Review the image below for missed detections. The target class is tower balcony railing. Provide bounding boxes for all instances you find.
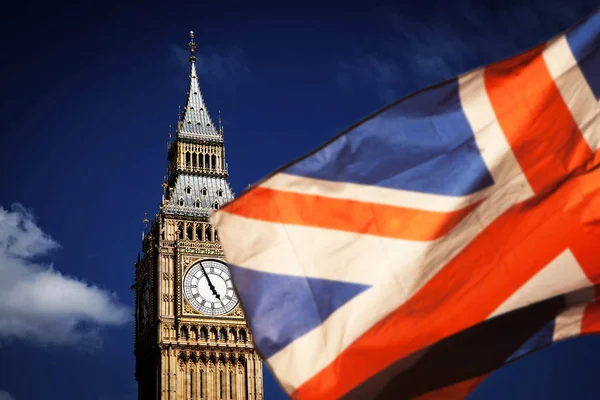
[176,162,228,175]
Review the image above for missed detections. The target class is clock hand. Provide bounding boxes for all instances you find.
[199,264,221,300]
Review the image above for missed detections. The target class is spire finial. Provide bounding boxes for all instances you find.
[218,110,223,135]
[188,30,197,63]
[142,212,149,231]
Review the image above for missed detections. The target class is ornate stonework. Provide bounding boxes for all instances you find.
[133,31,263,400]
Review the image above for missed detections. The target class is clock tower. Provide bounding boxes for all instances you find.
[133,31,264,400]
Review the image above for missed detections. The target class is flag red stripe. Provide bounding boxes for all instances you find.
[582,302,600,334]
[226,186,480,241]
[484,45,593,196]
[413,374,489,400]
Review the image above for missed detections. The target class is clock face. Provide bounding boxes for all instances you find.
[138,275,150,332]
[183,259,238,316]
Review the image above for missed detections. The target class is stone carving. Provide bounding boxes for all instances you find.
[163,294,175,302]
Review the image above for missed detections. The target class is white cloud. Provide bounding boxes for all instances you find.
[0,203,130,348]
[0,389,15,400]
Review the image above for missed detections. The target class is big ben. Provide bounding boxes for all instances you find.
[133,31,264,400]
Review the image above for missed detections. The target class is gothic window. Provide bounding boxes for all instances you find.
[213,202,219,210]
[201,187,207,196]
[196,225,202,239]
[180,326,189,340]
[195,199,201,208]
[186,185,192,194]
[205,228,212,241]
[211,155,217,170]
[186,152,191,167]
[177,222,184,239]
[186,225,193,240]
[217,188,223,197]
[229,328,237,342]
[210,327,218,340]
[239,329,247,342]
[219,328,227,341]
[190,326,198,340]
[214,230,219,241]
[178,198,184,206]
[192,153,197,168]
[199,327,208,339]
[205,154,210,169]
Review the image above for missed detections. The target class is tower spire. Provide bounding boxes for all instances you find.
[176,30,221,140]
[188,31,197,63]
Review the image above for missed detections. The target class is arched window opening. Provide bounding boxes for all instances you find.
[195,199,201,208]
[178,223,184,239]
[214,230,219,241]
[204,154,210,169]
[192,153,197,168]
[219,328,227,341]
[213,201,219,210]
[205,228,212,241]
[196,225,202,239]
[217,188,223,197]
[211,155,217,170]
[190,326,198,340]
[210,327,217,340]
[229,328,236,342]
[178,198,184,206]
[180,326,188,340]
[186,225,193,240]
[199,327,208,339]
[201,187,207,196]
[185,152,191,167]
[239,329,247,342]
[186,185,192,194]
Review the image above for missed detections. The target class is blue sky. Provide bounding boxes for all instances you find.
[1,1,599,399]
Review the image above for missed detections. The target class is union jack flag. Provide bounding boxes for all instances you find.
[212,10,600,399]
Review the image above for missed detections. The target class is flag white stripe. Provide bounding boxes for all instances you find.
[489,249,593,319]
[553,304,586,342]
[543,35,600,151]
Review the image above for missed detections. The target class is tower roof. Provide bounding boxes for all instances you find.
[178,31,222,142]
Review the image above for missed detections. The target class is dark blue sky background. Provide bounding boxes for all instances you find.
[1,1,599,399]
